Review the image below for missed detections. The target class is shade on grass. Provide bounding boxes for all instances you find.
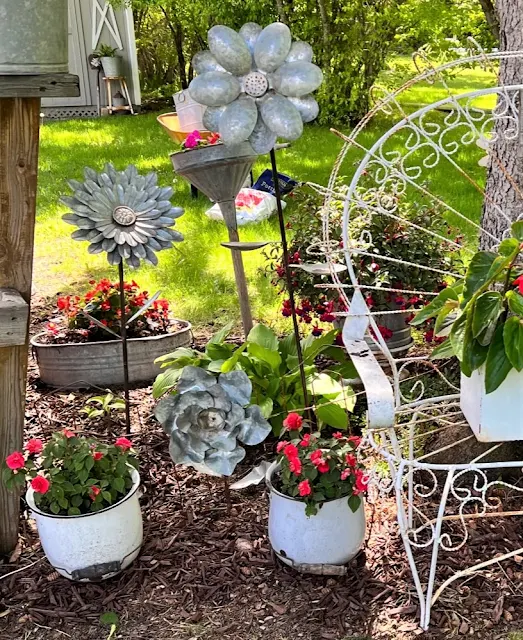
[36,60,494,329]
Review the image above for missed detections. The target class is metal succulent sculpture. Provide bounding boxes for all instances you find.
[61,164,184,268]
[189,22,323,154]
[155,367,271,476]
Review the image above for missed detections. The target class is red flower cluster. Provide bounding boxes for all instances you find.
[55,279,170,342]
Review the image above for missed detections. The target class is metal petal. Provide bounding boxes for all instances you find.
[126,253,140,269]
[204,446,246,477]
[218,371,252,406]
[248,113,277,154]
[285,41,313,63]
[288,94,320,123]
[118,244,131,259]
[271,61,323,97]
[132,243,146,259]
[178,367,217,394]
[208,25,251,76]
[240,22,262,55]
[102,238,116,252]
[202,105,227,132]
[254,22,292,73]
[236,405,271,445]
[87,242,104,254]
[144,245,159,266]
[189,72,241,107]
[192,50,225,74]
[219,96,258,146]
[259,93,303,141]
[107,249,121,265]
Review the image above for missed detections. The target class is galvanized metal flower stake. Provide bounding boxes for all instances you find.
[62,163,184,433]
[187,22,324,413]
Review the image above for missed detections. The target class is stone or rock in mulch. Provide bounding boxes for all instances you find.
[1,322,523,639]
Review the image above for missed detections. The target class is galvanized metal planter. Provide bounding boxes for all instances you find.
[101,56,123,78]
[0,0,69,74]
[31,320,191,388]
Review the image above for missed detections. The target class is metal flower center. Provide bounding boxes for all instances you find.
[112,205,137,226]
[244,71,268,98]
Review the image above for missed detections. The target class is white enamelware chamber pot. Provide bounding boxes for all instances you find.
[266,462,365,572]
[461,368,523,442]
[173,90,206,132]
[26,467,143,581]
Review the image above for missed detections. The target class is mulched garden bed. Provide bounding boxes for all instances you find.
[1,299,522,640]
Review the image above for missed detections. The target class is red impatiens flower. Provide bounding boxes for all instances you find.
[276,441,286,453]
[311,324,323,337]
[100,301,111,312]
[317,460,330,473]
[115,437,132,451]
[25,438,43,455]
[208,132,221,145]
[332,432,343,440]
[283,413,303,431]
[6,451,25,470]
[353,469,369,495]
[31,475,50,494]
[310,449,323,463]
[345,453,357,467]
[63,429,75,438]
[283,443,299,460]
[340,468,352,481]
[299,433,311,447]
[92,451,104,461]
[348,436,362,448]
[298,479,312,497]
[370,262,380,272]
[514,275,523,294]
[289,456,302,475]
[89,486,101,501]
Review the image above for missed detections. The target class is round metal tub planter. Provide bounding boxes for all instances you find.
[266,462,366,574]
[0,0,69,74]
[26,467,143,582]
[31,320,192,388]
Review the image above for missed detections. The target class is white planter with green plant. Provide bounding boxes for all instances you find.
[412,221,523,442]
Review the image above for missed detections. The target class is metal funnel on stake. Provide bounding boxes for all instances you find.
[170,142,257,335]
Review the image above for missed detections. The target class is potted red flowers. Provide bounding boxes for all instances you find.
[266,413,368,571]
[3,430,143,581]
[31,279,191,387]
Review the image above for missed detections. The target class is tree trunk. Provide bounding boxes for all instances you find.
[274,0,287,24]
[480,0,523,248]
[160,5,188,90]
[478,0,500,41]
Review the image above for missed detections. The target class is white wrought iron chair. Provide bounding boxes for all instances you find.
[310,48,523,630]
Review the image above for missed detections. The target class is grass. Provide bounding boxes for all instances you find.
[36,58,497,329]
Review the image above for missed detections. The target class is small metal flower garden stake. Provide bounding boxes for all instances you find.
[62,163,184,433]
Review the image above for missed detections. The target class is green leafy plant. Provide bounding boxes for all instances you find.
[80,392,126,419]
[412,221,523,393]
[100,612,119,640]
[93,44,118,58]
[275,412,368,516]
[153,323,357,433]
[3,431,138,516]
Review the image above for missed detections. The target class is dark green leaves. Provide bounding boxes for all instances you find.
[472,292,502,343]
[485,324,513,393]
[503,316,523,371]
[512,220,523,241]
[449,312,467,362]
[507,290,523,316]
[463,251,497,304]
[430,338,455,360]
[247,324,279,352]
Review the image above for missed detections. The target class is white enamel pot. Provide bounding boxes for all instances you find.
[26,467,143,581]
[266,462,365,573]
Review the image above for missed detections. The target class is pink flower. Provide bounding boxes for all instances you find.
[283,444,299,460]
[514,275,523,295]
[184,130,202,149]
[348,436,362,448]
[332,432,343,440]
[299,433,311,447]
[25,439,43,455]
[289,456,302,476]
[298,479,312,497]
[341,468,352,481]
[345,453,357,467]
[89,486,101,501]
[283,413,303,431]
[6,452,25,470]
[115,437,132,451]
[370,262,380,272]
[317,461,330,473]
[63,429,75,439]
[276,441,286,453]
[353,469,369,495]
[31,475,50,494]
[93,451,104,461]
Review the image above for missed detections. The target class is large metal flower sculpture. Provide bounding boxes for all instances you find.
[61,164,184,268]
[155,367,271,476]
[189,22,323,154]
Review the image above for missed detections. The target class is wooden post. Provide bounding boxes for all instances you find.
[0,74,79,554]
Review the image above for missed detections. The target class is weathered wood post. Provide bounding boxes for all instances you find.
[0,74,80,553]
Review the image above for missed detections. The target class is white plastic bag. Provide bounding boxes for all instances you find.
[205,188,285,225]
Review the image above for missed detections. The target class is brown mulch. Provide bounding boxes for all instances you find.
[1,300,523,640]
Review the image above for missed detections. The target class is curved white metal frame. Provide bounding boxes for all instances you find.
[314,49,523,630]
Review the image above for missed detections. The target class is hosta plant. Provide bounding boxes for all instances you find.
[412,221,523,393]
[3,430,138,516]
[275,413,368,516]
[153,323,357,433]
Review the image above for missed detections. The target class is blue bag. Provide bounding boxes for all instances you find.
[252,169,298,197]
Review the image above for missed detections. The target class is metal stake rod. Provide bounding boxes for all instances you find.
[118,261,132,434]
[269,148,309,410]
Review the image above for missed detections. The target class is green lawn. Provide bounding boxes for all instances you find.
[35,59,496,329]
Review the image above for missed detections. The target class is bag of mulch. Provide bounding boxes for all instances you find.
[205,188,286,226]
[252,169,298,196]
